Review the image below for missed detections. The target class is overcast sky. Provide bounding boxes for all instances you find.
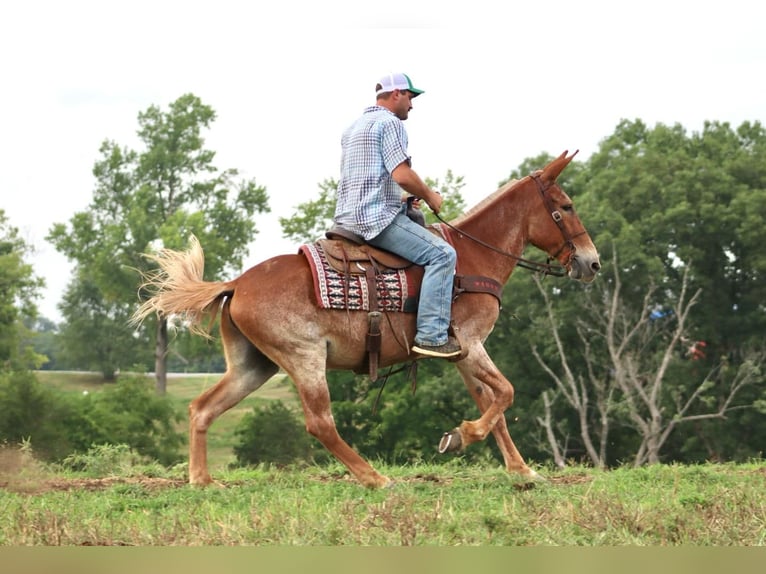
[1,1,762,322]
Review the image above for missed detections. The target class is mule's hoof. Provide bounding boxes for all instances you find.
[526,469,547,483]
[438,428,462,453]
[189,475,214,487]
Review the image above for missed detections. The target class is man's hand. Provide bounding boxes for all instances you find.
[393,162,442,213]
[426,191,442,214]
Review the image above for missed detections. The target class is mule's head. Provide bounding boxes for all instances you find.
[527,150,601,282]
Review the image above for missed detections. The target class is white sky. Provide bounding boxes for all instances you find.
[1,0,763,322]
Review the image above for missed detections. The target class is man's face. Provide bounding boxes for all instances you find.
[393,90,415,120]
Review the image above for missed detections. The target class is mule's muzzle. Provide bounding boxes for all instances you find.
[569,254,601,283]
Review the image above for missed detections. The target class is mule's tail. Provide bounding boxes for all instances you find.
[130,236,234,336]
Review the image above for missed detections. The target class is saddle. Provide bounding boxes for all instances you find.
[320,224,503,381]
[321,228,413,275]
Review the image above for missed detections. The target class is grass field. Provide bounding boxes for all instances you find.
[1,450,764,545]
[4,372,764,546]
[34,370,296,471]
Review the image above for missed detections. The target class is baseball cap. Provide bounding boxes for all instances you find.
[375,73,424,97]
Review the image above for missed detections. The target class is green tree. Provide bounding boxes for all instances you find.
[22,316,59,370]
[585,119,766,352]
[0,371,184,464]
[56,272,151,380]
[504,120,766,466]
[279,178,338,244]
[164,326,225,373]
[48,94,270,393]
[0,210,45,370]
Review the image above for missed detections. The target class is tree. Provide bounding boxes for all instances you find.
[582,120,766,462]
[533,250,762,466]
[0,210,44,370]
[0,371,184,463]
[471,124,766,468]
[586,119,766,357]
[0,369,73,459]
[530,272,615,469]
[22,315,59,370]
[279,178,338,244]
[71,375,185,465]
[48,94,270,393]
[56,271,151,380]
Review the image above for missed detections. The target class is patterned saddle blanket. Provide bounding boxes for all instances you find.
[299,243,421,312]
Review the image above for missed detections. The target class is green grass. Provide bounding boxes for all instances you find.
[35,370,296,471]
[1,457,764,545]
[14,373,766,546]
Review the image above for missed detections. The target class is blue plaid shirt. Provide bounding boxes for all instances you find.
[334,106,411,239]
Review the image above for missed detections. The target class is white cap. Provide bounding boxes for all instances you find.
[375,73,424,97]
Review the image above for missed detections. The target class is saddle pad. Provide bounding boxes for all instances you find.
[300,243,416,312]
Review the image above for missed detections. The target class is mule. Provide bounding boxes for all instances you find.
[132,150,601,488]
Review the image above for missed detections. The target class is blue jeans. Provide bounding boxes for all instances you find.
[367,206,457,346]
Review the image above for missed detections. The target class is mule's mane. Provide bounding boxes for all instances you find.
[450,176,524,226]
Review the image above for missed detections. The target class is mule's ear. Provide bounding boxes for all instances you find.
[543,150,579,181]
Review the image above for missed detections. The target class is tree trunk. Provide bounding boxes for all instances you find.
[155,317,168,395]
[537,390,567,469]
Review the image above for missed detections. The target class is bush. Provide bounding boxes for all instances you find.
[64,374,185,465]
[233,401,325,468]
[0,371,185,465]
[0,370,75,460]
[59,443,150,476]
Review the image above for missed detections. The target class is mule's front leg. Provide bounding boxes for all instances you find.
[438,389,512,453]
[453,362,541,480]
[440,346,540,479]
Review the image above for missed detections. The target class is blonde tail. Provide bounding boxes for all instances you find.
[130,236,234,336]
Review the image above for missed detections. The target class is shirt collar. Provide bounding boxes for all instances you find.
[363,105,395,116]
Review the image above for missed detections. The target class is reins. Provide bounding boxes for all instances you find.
[373,173,587,406]
[432,174,580,277]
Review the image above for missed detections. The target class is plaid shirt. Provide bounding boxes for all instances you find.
[334,106,411,239]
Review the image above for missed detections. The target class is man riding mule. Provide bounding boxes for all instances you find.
[333,73,461,359]
[131,89,601,488]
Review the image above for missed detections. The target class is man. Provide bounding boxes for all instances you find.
[333,73,461,359]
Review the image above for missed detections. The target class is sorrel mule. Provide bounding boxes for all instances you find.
[133,150,600,488]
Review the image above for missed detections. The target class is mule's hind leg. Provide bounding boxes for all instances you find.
[188,301,279,485]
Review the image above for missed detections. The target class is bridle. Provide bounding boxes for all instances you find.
[433,173,586,277]
[530,172,588,266]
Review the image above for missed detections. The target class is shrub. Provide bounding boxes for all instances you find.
[65,374,185,465]
[233,401,325,467]
[59,443,150,476]
[0,371,185,465]
[0,370,75,460]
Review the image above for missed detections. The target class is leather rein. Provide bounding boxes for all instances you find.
[433,174,586,277]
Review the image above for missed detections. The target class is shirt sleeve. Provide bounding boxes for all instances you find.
[378,118,411,174]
